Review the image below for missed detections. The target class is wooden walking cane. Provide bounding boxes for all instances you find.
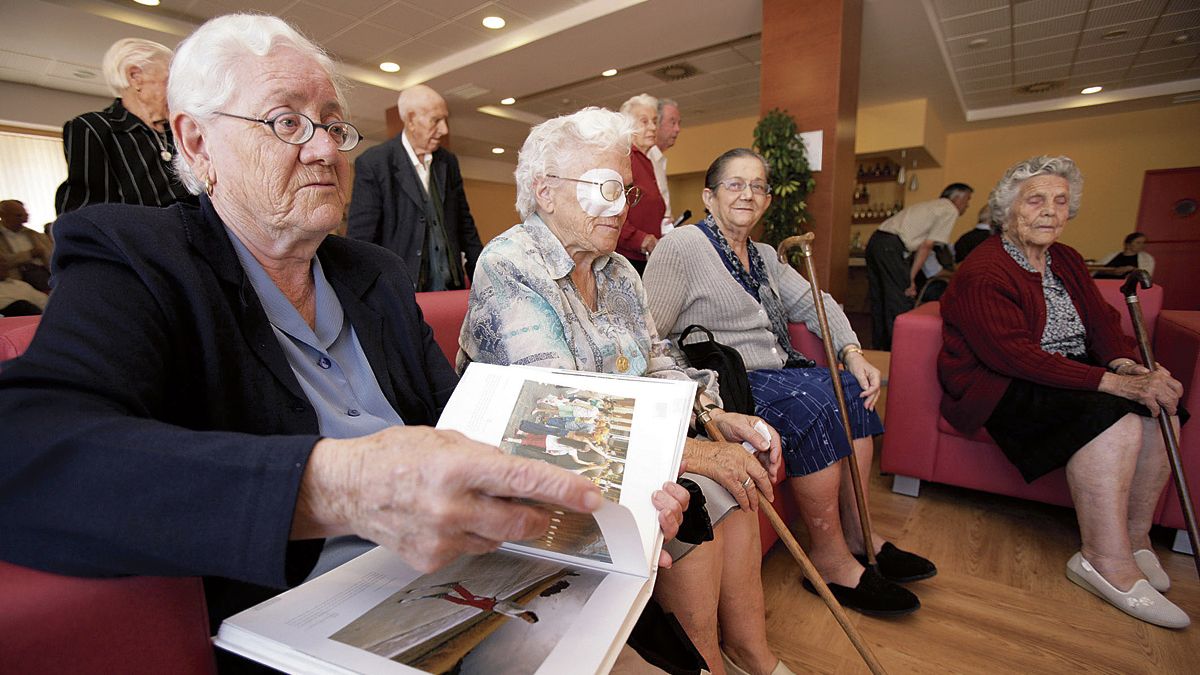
[693,397,888,675]
[1121,271,1200,577]
[777,233,878,569]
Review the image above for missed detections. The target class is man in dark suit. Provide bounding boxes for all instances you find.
[348,85,483,291]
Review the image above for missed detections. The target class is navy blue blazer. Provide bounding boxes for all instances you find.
[0,197,458,624]
[346,136,483,289]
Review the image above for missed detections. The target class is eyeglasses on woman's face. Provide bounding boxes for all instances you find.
[215,111,362,151]
[715,178,772,196]
[547,174,643,208]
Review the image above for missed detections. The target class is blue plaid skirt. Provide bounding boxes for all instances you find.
[747,367,884,477]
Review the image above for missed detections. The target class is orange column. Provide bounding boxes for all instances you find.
[760,0,862,299]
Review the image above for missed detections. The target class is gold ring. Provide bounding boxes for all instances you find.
[742,476,753,488]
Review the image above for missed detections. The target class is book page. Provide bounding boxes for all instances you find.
[439,363,693,573]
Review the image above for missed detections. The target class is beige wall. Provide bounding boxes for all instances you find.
[463,178,519,244]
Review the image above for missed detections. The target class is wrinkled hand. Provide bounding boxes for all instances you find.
[682,436,773,511]
[844,351,882,411]
[904,282,917,298]
[710,409,783,481]
[293,426,603,573]
[1101,369,1183,417]
[653,481,690,568]
[642,234,658,254]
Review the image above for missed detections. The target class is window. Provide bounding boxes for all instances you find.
[0,129,66,233]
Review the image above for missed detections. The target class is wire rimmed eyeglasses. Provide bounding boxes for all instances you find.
[547,174,643,208]
[216,111,362,151]
[715,179,772,196]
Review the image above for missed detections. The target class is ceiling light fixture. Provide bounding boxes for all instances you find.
[1101,29,1129,40]
[1081,85,1103,94]
[500,97,516,105]
[133,0,160,5]
[601,68,618,77]
[482,16,506,30]
[1173,34,1191,44]
[379,62,400,73]
[491,147,505,154]
[968,37,989,48]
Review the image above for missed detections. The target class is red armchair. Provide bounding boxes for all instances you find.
[0,316,216,673]
[881,279,1199,554]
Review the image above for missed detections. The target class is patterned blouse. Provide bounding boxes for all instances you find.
[1001,237,1087,357]
[457,213,717,395]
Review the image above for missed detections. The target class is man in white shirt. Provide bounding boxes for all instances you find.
[864,183,972,349]
[0,200,53,296]
[647,98,681,228]
[347,86,483,291]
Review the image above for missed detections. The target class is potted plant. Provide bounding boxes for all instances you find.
[752,109,815,248]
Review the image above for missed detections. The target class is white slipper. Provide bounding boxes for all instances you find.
[1133,548,1171,593]
[721,651,797,675]
[1066,552,1189,629]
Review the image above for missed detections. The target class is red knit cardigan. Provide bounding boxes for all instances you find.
[937,235,1138,433]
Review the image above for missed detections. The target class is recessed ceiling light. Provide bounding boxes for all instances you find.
[1101,29,1128,40]
[1173,34,1191,44]
[601,68,618,77]
[133,0,160,5]
[491,147,505,154]
[500,97,516,105]
[379,62,400,73]
[482,16,506,30]
[968,38,989,48]
[1081,85,1103,95]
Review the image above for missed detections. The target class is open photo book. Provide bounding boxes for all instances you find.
[214,362,696,674]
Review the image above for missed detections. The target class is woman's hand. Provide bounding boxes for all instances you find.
[844,351,882,411]
[1100,369,1183,417]
[681,437,773,511]
[709,409,783,481]
[653,481,690,568]
[641,234,658,255]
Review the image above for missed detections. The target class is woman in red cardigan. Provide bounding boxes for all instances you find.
[938,155,1189,629]
[616,94,667,275]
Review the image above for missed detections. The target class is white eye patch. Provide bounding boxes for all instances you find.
[575,168,626,217]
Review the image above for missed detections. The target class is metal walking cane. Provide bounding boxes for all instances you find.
[776,233,879,569]
[692,396,888,675]
[1121,270,1200,577]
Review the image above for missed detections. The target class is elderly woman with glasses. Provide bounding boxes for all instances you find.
[459,109,797,675]
[939,156,1188,629]
[644,149,935,621]
[0,14,610,643]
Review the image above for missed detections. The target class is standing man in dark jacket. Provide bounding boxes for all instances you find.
[348,85,483,290]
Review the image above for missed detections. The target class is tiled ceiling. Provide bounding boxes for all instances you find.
[927,0,1200,118]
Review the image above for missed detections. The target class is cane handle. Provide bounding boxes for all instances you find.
[777,233,816,262]
[1120,269,1152,297]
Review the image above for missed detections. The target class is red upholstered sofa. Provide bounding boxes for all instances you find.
[415,289,827,556]
[0,316,217,674]
[881,279,1200,554]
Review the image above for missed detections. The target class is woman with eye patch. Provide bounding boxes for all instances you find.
[644,148,933,623]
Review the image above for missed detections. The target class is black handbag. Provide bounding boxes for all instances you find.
[676,324,755,415]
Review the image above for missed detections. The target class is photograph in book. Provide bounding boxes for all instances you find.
[329,550,605,674]
[498,382,636,564]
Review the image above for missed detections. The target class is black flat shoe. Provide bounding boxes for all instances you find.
[801,566,920,617]
[854,542,937,583]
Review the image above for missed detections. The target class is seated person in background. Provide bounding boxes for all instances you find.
[0,15,657,646]
[615,94,667,275]
[459,109,797,675]
[0,268,47,316]
[644,148,932,620]
[0,200,53,293]
[1094,232,1155,280]
[939,155,1189,629]
[953,204,998,265]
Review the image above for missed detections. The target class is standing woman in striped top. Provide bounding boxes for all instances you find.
[54,38,197,215]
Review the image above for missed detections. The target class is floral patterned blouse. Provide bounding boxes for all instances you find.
[457,213,717,396]
[1001,236,1087,357]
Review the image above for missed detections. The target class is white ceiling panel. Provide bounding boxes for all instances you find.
[947,28,1013,56]
[933,0,1008,20]
[1084,1,1168,28]
[1013,34,1078,59]
[1070,55,1134,75]
[941,7,1009,38]
[1135,42,1200,64]
[1013,14,1087,43]
[1014,53,1073,74]
[1155,9,1200,33]
[951,45,1011,68]
[1129,57,1194,76]
[1014,64,1072,83]
[323,22,409,63]
[958,60,1014,80]
[1013,0,1088,25]
[281,2,359,42]
[1079,18,1157,46]
[960,74,1013,93]
[365,3,446,39]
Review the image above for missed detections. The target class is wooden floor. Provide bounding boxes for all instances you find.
[757,350,1200,674]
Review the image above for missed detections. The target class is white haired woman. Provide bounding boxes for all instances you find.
[459,108,796,675]
[55,38,196,214]
[1,16,615,665]
[615,93,667,275]
[939,155,1190,628]
[644,148,928,620]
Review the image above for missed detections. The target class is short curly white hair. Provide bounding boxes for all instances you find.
[168,14,348,195]
[514,107,635,220]
[990,155,1084,227]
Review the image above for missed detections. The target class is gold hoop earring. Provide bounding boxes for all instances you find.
[204,177,214,197]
